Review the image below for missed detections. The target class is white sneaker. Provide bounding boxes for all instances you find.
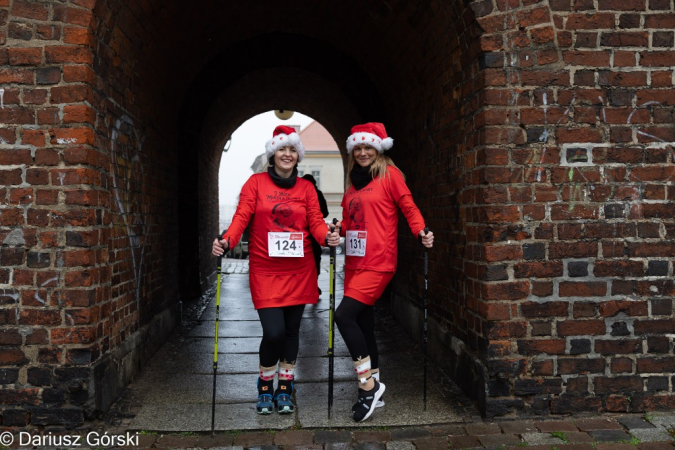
[372,373,384,407]
[352,380,386,422]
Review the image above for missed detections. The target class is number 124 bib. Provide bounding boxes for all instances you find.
[268,232,304,257]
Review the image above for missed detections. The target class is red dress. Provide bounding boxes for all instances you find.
[223,173,328,309]
[340,166,425,305]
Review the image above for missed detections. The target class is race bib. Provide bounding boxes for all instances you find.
[346,230,366,257]
[268,232,304,257]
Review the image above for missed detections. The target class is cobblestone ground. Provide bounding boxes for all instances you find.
[89,256,675,449]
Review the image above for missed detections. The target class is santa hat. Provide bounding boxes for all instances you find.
[265,125,305,162]
[346,122,394,154]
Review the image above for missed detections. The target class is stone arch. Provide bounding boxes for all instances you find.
[174,31,389,300]
[82,0,485,420]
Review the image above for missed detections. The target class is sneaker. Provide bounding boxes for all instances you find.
[353,395,384,410]
[372,374,384,408]
[352,380,385,422]
[256,378,274,415]
[274,381,295,414]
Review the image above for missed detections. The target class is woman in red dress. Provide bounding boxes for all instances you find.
[213,125,340,414]
[335,122,434,422]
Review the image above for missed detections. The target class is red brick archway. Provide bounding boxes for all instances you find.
[1,0,673,427]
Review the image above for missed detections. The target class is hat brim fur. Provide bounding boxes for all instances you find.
[346,133,393,154]
[265,133,305,162]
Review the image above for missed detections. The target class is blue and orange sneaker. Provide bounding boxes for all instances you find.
[256,378,274,415]
[274,380,295,414]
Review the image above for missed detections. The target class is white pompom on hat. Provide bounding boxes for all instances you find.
[265,125,305,162]
[345,122,394,154]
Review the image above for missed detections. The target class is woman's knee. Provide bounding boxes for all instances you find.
[335,304,355,330]
[263,326,286,345]
[284,327,300,340]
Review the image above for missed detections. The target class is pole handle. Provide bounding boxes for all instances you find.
[419,226,430,245]
[216,233,230,254]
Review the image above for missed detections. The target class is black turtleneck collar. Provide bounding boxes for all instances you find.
[268,166,298,189]
[350,164,373,190]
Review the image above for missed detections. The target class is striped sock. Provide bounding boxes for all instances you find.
[353,356,372,385]
[259,364,277,382]
[278,361,295,382]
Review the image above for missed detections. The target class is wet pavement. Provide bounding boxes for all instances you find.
[100,256,675,449]
[114,256,463,433]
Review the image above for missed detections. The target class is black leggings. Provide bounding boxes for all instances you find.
[334,297,378,368]
[257,304,305,367]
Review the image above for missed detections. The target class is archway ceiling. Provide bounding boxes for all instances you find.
[101,0,454,141]
[126,0,441,84]
[200,67,361,165]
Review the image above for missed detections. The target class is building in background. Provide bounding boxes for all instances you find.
[251,121,344,219]
[219,204,237,232]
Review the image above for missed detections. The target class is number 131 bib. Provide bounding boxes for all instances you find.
[268,232,304,257]
[346,230,366,257]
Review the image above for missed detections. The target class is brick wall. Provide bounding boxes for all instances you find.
[412,0,674,417]
[0,0,182,426]
[378,0,674,418]
[386,0,492,410]
[1,0,673,427]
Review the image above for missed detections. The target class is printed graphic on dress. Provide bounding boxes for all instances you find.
[272,203,295,231]
[348,196,366,230]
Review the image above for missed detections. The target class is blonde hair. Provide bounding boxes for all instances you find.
[345,150,405,190]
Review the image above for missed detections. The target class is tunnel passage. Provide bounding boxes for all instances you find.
[0,0,483,426]
[176,32,384,301]
[2,0,674,428]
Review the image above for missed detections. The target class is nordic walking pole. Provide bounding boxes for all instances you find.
[421,227,429,411]
[211,235,225,435]
[328,218,338,419]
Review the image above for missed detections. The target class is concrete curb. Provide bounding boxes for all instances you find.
[96,412,675,449]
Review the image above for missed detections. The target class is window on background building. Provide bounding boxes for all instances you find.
[312,170,321,189]
[298,168,305,177]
